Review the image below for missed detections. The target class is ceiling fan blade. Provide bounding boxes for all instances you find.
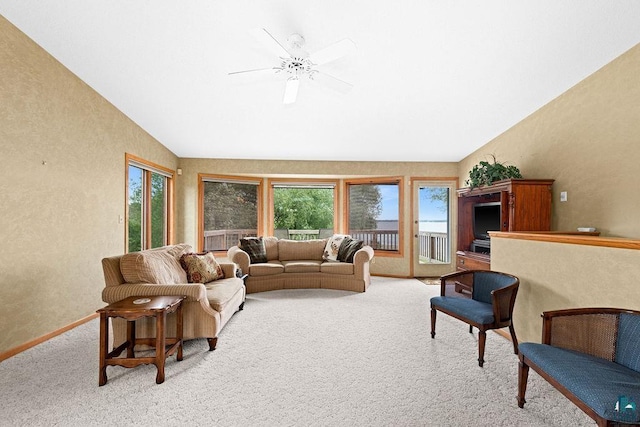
[308,39,356,65]
[311,71,353,94]
[228,67,278,76]
[250,28,292,58]
[283,78,300,104]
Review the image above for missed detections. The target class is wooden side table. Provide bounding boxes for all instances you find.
[97,295,186,386]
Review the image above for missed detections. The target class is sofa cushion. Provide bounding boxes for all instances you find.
[263,236,279,261]
[240,237,267,263]
[120,244,191,284]
[430,296,495,325]
[323,234,349,262]
[520,343,640,424]
[205,277,244,312]
[179,252,224,283]
[249,261,284,276]
[320,262,354,275]
[282,260,322,273]
[278,239,326,261]
[337,237,364,263]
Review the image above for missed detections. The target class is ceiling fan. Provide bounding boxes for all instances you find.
[229,28,356,104]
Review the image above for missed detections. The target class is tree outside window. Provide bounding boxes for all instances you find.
[126,156,172,253]
[273,186,334,239]
[201,179,260,251]
[347,181,399,251]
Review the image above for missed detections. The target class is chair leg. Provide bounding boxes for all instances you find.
[478,330,486,367]
[207,337,218,351]
[430,308,436,338]
[509,324,519,354]
[517,358,529,408]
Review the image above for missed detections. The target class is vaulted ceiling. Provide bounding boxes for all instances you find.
[2,1,640,162]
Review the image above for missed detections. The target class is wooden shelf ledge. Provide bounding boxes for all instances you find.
[489,231,640,251]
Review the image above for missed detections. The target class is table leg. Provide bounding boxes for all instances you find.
[126,320,136,358]
[177,303,184,362]
[155,310,166,384]
[98,313,108,386]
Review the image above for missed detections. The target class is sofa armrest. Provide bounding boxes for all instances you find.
[219,262,238,278]
[353,245,374,264]
[101,282,207,304]
[353,245,374,281]
[227,246,250,273]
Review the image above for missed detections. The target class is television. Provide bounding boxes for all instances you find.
[473,202,501,240]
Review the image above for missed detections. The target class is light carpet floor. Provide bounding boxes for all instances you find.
[0,277,593,426]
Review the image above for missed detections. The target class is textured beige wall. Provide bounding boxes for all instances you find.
[491,236,640,343]
[458,43,640,238]
[0,16,177,353]
[175,158,458,277]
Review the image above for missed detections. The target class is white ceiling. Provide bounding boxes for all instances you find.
[2,1,640,162]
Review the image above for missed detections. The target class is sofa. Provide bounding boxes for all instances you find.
[101,244,245,351]
[518,307,640,426]
[227,236,374,293]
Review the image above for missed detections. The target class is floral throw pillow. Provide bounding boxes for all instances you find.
[323,234,350,262]
[179,252,225,283]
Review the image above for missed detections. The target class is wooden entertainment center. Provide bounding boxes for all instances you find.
[456,179,554,273]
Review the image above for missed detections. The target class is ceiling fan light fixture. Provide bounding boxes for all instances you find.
[230,28,355,104]
[283,77,300,104]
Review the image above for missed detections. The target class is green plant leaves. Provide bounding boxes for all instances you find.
[465,157,522,188]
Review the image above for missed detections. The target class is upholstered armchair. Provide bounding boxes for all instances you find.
[430,270,520,367]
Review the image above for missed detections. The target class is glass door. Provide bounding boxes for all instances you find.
[412,180,456,278]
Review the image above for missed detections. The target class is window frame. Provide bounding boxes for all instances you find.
[267,178,339,238]
[198,174,264,254]
[344,177,404,257]
[125,153,174,252]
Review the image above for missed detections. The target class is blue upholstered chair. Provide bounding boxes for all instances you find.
[518,308,640,426]
[430,270,520,367]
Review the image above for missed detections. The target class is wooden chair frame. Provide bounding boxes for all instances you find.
[430,270,520,367]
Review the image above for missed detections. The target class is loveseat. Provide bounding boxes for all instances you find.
[101,244,245,351]
[518,307,640,426]
[227,236,374,293]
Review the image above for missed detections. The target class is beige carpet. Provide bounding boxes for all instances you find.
[0,277,592,426]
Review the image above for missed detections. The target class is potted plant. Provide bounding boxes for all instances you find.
[465,154,522,188]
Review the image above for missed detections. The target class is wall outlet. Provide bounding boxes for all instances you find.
[560,191,568,202]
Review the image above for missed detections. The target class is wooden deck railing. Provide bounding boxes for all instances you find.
[204,228,448,262]
[204,229,256,251]
[350,229,399,251]
[350,229,448,262]
[288,229,320,240]
[418,231,449,263]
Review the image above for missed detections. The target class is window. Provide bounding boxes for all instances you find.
[126,154,174,252]
[199,175,262,252]
[269,180,338,239]
[346,178,403,253]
